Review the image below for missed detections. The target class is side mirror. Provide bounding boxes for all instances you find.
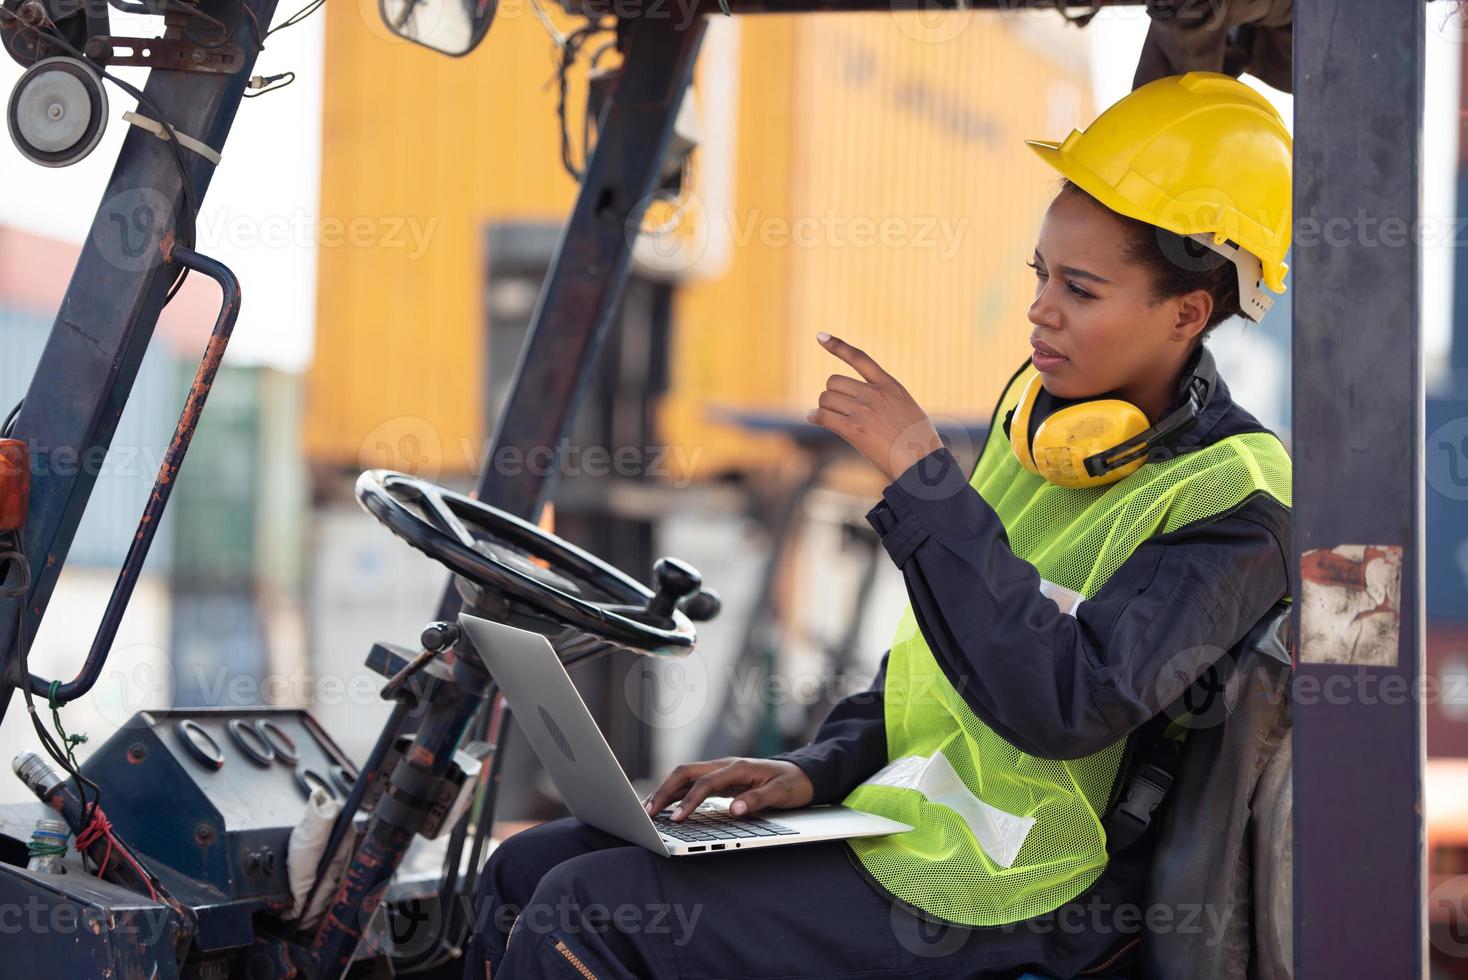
[379,0,495,57]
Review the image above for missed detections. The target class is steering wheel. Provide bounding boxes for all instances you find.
[355,470,707,657]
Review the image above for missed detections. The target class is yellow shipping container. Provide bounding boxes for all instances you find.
[309,6,1091,480]
[308,0,592,475]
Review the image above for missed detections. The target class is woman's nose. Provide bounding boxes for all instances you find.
[1027,287,1060,329]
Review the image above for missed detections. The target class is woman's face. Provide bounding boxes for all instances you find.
[1026,188,1211,416]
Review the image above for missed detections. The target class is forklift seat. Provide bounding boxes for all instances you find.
[1139,600,1294,980]
[1005,603,1293,980]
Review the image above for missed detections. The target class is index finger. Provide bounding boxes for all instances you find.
[673,762,754,819]
[818,332,889,384]
[643,760,724,816]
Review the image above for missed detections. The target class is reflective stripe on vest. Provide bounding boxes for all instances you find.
[1038,577,1084,617]
[840,363,1292,927]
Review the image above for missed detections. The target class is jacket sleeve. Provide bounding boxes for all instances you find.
[866,447,1291,761]
[767,652,889,805]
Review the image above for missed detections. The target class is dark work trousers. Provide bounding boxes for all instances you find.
[462,816,1149,980]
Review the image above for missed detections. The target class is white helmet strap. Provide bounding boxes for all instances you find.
[1188,233,1274,323]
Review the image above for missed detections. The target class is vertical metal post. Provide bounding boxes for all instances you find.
[1455,30,1468,386]
[0,0,279,719]
[1292,1,1425,975]
[433,11,705,620]
[453,15,705,523]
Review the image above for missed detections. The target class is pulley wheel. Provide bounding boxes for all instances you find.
[7,56,107,167]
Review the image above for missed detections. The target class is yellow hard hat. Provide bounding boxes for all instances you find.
[1027,71,1292,320]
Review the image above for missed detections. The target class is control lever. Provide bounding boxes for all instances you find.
[420,620,462,652]
[645,557,704,624]
[380,621,461,701]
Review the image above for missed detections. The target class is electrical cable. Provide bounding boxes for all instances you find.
[406,794,472,971]
[243,70,294,97]
[239,1,265,52]
[0,532,26,599]
[74,806,158,899]
[396,689,510,974]
[4,534,103,840]
[1,400,21,438]
[390,698,486,973]
[266,0,324,38]
[447,706,510,961]
[0,411,170,901]
[173,0,232,49]
[74,808,117,879]
[550,18,614,181]
[526,0,565,44]
[164,265,189,304]
[245,0,319,94]
[3,536,162,900]
[0,7,211,900]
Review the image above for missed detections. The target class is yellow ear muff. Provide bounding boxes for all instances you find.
[1031,399,1151,489]
[1007,373,1045,475]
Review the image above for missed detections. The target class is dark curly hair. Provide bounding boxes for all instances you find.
[1057,178,1242,336]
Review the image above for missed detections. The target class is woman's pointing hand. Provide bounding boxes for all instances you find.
[808,332,944,481]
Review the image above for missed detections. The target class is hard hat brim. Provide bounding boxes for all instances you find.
[1024,139,1065,175]
[1025,138,1163,235]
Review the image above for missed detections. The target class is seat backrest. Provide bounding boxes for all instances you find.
[1141,601,1293,980]
[1251,728,1293,980]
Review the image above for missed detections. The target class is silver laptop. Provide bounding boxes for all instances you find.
[460,614,912,857]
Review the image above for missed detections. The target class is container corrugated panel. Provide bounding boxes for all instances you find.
[659,16,804,480]
[0,307,177,571]
[171,364,262,589]
[255,369,309,596]
[308,0,607,473]
[311,8,1089,481]
[786,12,1090,418]
[661,12,1092,479]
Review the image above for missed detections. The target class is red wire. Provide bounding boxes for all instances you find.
[76,808,157,902]
[75,809,114,879]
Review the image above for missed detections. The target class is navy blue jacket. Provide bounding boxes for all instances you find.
[772,363,1293,806]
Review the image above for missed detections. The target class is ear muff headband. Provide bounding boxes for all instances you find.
[1092,345,1216,476]
[1004,373,1044,475]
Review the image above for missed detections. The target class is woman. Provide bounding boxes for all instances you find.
[464,71,1293,980]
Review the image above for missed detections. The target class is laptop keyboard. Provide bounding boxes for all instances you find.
[653,806,800,842]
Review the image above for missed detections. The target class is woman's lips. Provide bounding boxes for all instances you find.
[1031,347,1067,373]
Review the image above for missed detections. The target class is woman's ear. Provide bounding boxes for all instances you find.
[1173,288,1214,343]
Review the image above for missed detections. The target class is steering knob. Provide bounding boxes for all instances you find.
[681,588,721,622]
[646,557,702,622]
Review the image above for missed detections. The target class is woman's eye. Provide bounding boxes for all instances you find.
[1027,260,1091,299]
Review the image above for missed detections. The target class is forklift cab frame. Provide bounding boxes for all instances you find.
[0,0,1430,976]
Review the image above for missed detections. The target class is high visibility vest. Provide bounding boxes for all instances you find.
[840,364,1292,926]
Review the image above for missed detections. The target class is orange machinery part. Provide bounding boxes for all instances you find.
[0,439,29,532]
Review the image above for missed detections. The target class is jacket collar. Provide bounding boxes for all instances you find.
[1166,352,1270,454]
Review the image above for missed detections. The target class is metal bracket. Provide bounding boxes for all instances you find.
[83,34,242,73]
[0,0,89,68]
